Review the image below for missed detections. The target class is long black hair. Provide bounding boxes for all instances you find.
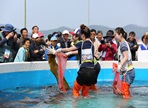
[115,27,127,40]
[80,24,90,38]
[22,38,31,45]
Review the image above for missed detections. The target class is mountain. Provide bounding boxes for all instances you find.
[1,24,148,39]
[89,25,113,34]
[123,24,148,39]
[41,26,73,37]
[40,24,148,39]
[89,24,148,39]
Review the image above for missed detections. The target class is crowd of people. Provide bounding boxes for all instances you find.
[0,23,148,99]
[0,24,148,63]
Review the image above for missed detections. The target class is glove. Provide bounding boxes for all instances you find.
[57,43,61,47]
[48,48,55,55]
[55,48,62,53]
[112,63,121,73]
[65,52,72,56]
[116,65,121,73]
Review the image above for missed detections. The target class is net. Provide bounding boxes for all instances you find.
[56,52,68,92]
[112,63,123,95]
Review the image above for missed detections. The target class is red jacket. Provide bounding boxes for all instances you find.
[98,43,117,61]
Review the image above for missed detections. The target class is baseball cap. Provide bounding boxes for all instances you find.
[32,33,39,38]
[38,32,44,37]
[62,30,70,35]
[70,28,80,36]
[50,35,57,41]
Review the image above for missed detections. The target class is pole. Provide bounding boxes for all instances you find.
[24,0,26,28]
[88,0,90,27]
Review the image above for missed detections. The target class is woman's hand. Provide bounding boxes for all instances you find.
[55,48,62,54]
[48,49,55,55]
[112,63,121,73]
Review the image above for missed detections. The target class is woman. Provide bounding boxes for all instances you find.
[14,38,30,62]
[66,29,101,91]
[55,24,97,97]
[138,34,148,50]
[98,30,117,61]
[114,27,135,99]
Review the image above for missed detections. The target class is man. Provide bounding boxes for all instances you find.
[58,30,71,48]
[126,31,138,61]
[90,29,100,60]
[29,33,44,61]
[96,30,103,44]
[17,28,28,48]
[0,24,18,63]
[98,30,117,61]
[58,30,74,60]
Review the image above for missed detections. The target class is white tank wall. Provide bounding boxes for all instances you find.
[0,61,148,74]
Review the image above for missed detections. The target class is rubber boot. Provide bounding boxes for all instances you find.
[72,81,82,97]
[90,84,98,91]
[82,85,90,97]
[122,82,131,99]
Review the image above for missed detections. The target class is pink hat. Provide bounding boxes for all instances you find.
[38,32,44,37]
[70,31,75,35]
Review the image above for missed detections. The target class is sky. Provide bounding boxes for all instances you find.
[0,0,148,31]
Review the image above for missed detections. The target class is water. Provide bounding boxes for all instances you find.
[0,81,148,108]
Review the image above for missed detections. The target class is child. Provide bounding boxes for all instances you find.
[54,24,97,97]
[114,27,135,99]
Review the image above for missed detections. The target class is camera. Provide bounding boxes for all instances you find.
[100,40,105,44]
[12,29,21,39]
[101,37,112,44]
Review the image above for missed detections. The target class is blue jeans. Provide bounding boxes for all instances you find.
[122,69,135,85]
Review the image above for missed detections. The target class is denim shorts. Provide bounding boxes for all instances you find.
[122,69,135,85]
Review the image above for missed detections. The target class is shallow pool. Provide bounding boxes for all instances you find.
[0,62,148,107]
[0,81,148,108]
